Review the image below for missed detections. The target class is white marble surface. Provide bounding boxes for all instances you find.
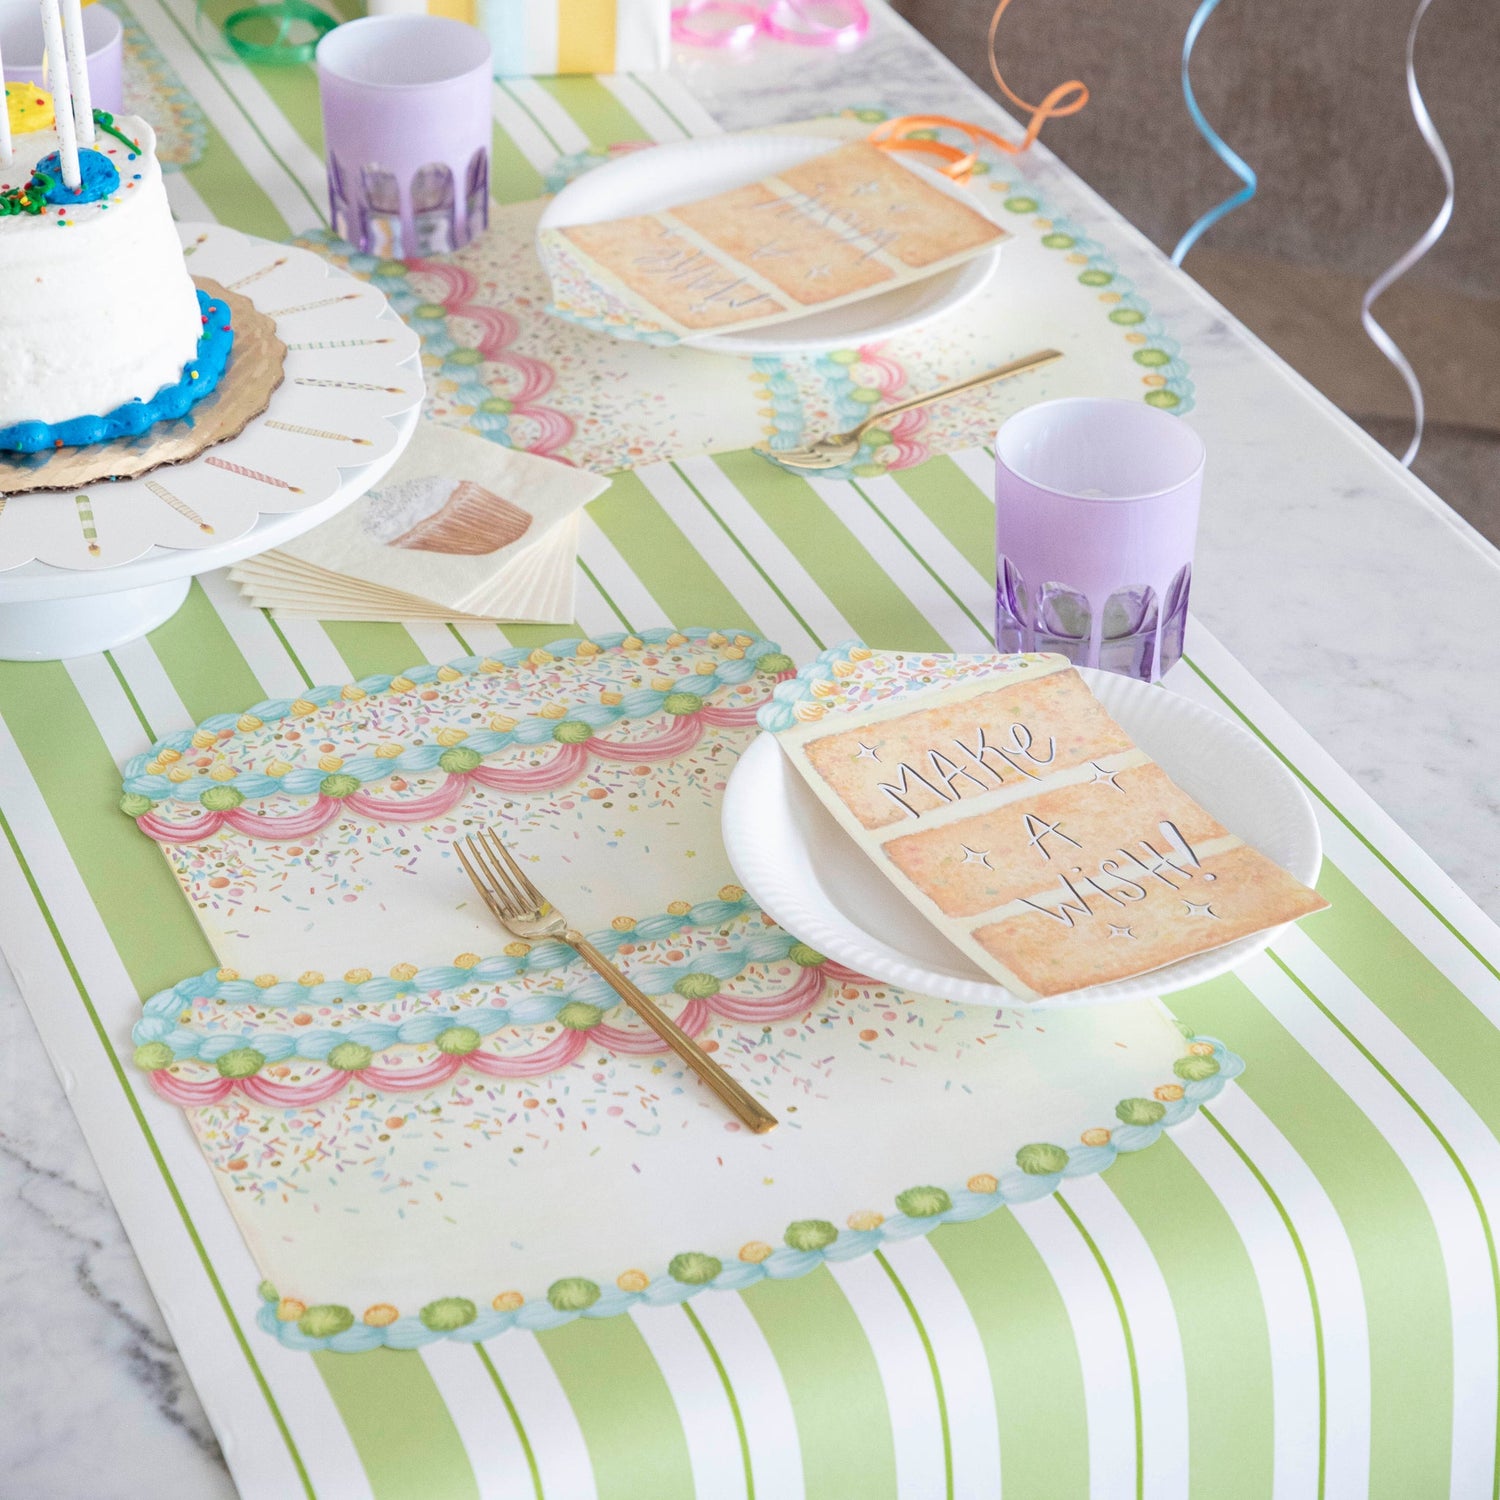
[6,7,1500,1493]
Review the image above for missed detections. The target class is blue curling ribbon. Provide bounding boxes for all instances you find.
[1360,0,1453,467]
[1170,0,1258,266]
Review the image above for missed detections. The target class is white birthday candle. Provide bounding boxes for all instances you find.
[59,0,94,146]
[37,0,79,189]
[0,34,13,169]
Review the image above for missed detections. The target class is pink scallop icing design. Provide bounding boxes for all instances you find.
[134,702,773,845]
[144,961,838,1106]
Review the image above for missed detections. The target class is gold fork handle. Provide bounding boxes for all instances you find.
[569,933,778,1135]
[845,348,1063,443]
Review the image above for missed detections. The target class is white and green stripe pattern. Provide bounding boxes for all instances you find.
[3,10,1499,1495]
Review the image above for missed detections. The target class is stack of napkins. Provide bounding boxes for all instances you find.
[232,424,608,622]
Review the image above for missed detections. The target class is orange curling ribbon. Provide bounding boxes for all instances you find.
[869,0,1088,181]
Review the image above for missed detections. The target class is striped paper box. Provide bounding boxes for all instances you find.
[367,0,672,76]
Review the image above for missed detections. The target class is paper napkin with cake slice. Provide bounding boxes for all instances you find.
[231,423,605,623]
[768,652,1327,1000]
[538,139,1009,344]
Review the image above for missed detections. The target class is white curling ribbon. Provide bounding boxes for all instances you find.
[60,0,94,146]
[1361,0,1454,468]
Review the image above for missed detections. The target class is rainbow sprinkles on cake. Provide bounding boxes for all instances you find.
[770,652,1328,999]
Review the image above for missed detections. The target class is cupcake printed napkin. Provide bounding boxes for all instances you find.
[231,423,605,622]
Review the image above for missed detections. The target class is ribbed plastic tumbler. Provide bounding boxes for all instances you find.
[316,15,491,260]
[994,397,1205,682]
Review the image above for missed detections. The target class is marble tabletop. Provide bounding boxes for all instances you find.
[6,6,1499,1493]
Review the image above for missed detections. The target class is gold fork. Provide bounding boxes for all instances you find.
[455,828,778,1135]
[754,348,1064,471]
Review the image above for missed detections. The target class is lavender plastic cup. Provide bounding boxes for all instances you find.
[994,397,1205,682]
[316,15,491,260]
[0,1,123,114]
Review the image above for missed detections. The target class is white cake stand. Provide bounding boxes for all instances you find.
[0,224,424,661]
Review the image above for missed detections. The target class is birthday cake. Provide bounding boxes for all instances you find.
[0,88,231,453]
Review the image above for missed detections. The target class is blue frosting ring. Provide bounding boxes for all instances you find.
[0,288,234,453]
[33,147,120,205]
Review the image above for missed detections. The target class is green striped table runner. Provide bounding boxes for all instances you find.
[2,7,1498,1495]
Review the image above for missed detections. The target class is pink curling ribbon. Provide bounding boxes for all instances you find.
[672,0,868,52]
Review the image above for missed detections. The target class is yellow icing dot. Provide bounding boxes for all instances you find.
[739,1241,773,1263]
[290,698,317,717]
[1066,251,1089,264]
[341,685,367,701]
[254,974,278,989]
[706,632,727,647]
[453,953,481,969]
[298,971,325,987]
[1154,1083,1185,1102]
[810,679,839,698]
[1099,292,1122,304]
[146,759,165,776]
[536,703,567,720]
[7,83,55,135]
[277,1298,307,1322]
[390,963,419,982]
[374,743,403,759]
[723,647,745,660]
[666,900,692,917]
[576,640,601,657]
[967,1174,999,1194]
[649,676,675,693]
[718,884,745,902]
[344,968,373,984]
[491,1291,524,1312]
[1125,331,1148,345]
[734,635,754,648]
[479,658,505,673]
[266,759,292,777]
[434,727,469,747]
[216,968,240,983]
[666,632,687,647]
[616,1269,649,1292]
[831,659,856,678]
[389,676,416,693]
[849,648,873,661]
[363,1303,399,1326]
[1189,1041,1215,1056]
[1033,217,1052,230]
[318,755,344,773]
[528,649,554,666]
[599,690,623,706]
[166,765,193,783]
[502,941,531,958]
[694,659,717,676]
[847,1210,885,1231]
[793,701,826,722]
[157,747,183,765]
[1081,1127,1112,1147]
[209,764,238,782]
[621,636,644,651]
[436,665,463,683]
[489,715,518,733]
[611,916,636,932]
[191,730,217,750]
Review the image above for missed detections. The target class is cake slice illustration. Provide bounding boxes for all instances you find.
[361,474,533,555]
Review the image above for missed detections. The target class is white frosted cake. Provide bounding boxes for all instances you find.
[0,95,210,447]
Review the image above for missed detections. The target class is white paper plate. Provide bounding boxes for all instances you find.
[722,667,1323,1010]
[537,134,1003,357]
